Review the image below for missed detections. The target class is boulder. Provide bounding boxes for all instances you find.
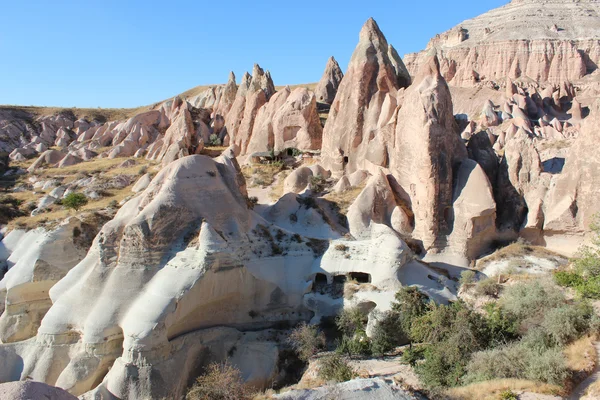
[0,381,78,400]
[131,173,152,193]
[27,150,66,171]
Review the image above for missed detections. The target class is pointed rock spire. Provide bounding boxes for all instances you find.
[320,17,407,175]
[237,72,252,98]
[314,56,344,104]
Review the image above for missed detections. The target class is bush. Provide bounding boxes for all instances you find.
[401,346,426,367]
[459,270,477,287]
[318,354,356,382]
[0,195,24,224]
[463,343,527,384]
[336,331,371,357]
[573,215,600,278]
[474,277,501,297]
[416,343,469,389]
[499,390,518,400]
[309,175,327,193]
[391,286,429,336]
[524,347,569,385]
[554,271,584,287]
[209,134,222,146]
[245,196,258,210]
[483,302,520,345]
[186,361,252,400]
[464,342,569,386]
[500,280,565,327]
[541,303,591,345]
[62,192,88,212]
[370,311,405,356]
[288,322,326,361]
[335,307,368,336]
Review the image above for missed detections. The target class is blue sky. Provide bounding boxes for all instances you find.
[0,0,506,108]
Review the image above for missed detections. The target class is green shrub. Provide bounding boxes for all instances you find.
[309,175,327,193]
[499,390,518,400]
[520,327,553,353]
[573,216,600,277]
[459,270,477,287]
[335,307,368,336]
[464,342,569,386]
[463,343,527,384]
[524,347,569,385]
[416,344,469,389]
[474,277,501,297]
[318,354,356,382]
[554,271,584,287]
[336,331,371,358]
[401,346,426,366]
[500,280,565,326]
[0,195,25,224]
[63,192,88,212]
[541,303,591,345]
[370,311,405,356]
[483,302,520,345]
[391,286,429,337]
[288,322,326,361]
[209,134,222,146]
[186,361,252,400]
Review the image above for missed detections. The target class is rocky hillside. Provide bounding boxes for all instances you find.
[1,3,600,399]
[405,0,600,87]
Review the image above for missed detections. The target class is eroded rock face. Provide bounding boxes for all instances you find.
[0,216,105,344]
[391,55,468,250]
[404,0,600,86]
[314,56,344,105]
[320,18,409,176]
[0,151,437,398]
[543,99,600,252]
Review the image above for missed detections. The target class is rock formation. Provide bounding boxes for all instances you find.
[0,381,78,400]
[543,99,600,252]
[314,56,344,104]
[404,0,600,86]
[391,55,469,250]
[320,18,410,176]
[0,151,449,398]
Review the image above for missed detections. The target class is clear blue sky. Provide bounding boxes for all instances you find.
[0,0,506,109]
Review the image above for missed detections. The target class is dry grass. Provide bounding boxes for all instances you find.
[323,184,366,215]
[242,163,285,188]
[35,157,155,178]
[199,145,228,158]
[8,185,133,230]
[476,242,567,270]
[343,282,378,300]
[565,336,596,374]
[446,379,563,399]
[537,139,573,152]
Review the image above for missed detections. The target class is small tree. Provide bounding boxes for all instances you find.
[186,361,252,400]
[288,322,326,361]
[318,354,356,383]
[63,193,88,212]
